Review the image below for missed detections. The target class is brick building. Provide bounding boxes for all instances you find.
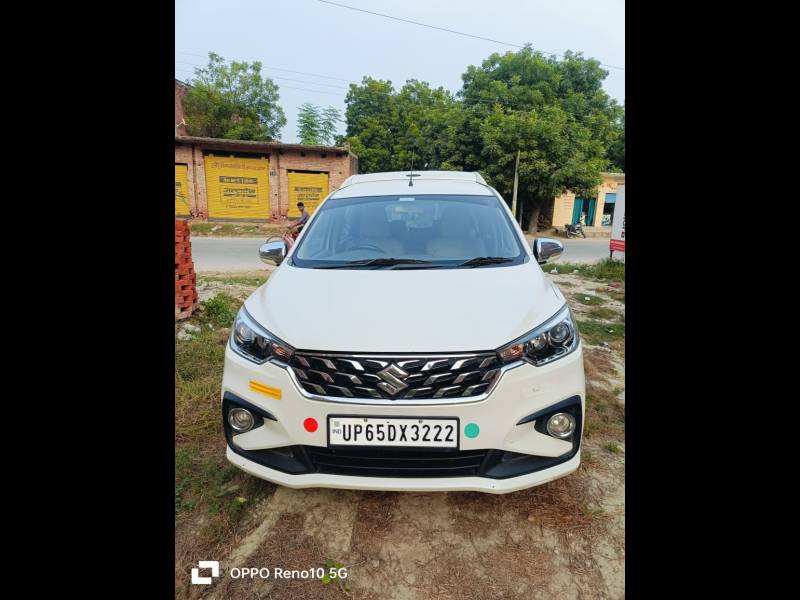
[174,79,358,221]
[175,136,359,221]
[548,172,625,236]
[175,79,188,135]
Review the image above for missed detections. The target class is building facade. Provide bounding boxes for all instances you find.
[175,136,359,221]
[175,80,188,136]
[550,172,625,232]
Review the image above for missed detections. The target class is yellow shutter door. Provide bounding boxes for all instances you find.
[175,164,191,216]
[287,171,329,217]
[204,154,270,220]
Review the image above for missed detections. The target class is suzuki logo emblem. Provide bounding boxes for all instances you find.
[376,364,410,396]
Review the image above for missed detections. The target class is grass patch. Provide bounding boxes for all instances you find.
[583,347,617,384]
[547,258,625,282]
[588,306,619,320]
[198,293,241,328]
[198,274,269,287]
[604,442,622,454]
[583,382,625,438]
[175,298,278,598]
[590,258,626,281]
[175,326,229,442]
[578,319,625,344]
[175,446,242,515]
[190,221,284,237]
[574,293,605,306]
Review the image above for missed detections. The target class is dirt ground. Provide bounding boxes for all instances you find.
[177,270,625,600]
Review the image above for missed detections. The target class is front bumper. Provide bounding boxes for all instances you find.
[221,343,585,494]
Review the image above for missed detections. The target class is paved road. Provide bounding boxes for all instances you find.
[191,236,612,272]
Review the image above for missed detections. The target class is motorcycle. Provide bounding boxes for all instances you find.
[564,222,586,239]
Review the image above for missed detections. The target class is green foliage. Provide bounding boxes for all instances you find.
[321,559,350,592]
[588,258,626,281]
[343,77,460,173]
[574,293,606,306]
[588,306,619,320]
[607,107,625,172]
[343,48,623,231]
[577,319,625,344]
[297,103,321,144]
[189,221,284,237]
[183,52,286,140]
[320,106,343,145]
[199,293,241,328]
[547,258,625,281]
[297,103,342,145]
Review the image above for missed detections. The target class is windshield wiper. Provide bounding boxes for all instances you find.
[314,258,433,269]
[457,256,514,268]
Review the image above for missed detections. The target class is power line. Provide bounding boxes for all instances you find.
[175,51,358,83]
[176,60,350,90]
[315,0,625,71]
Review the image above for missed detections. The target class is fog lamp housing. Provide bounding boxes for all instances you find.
[546,412,576,438]
[228,407,255,432]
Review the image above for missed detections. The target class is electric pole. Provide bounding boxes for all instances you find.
[511,150,521,225]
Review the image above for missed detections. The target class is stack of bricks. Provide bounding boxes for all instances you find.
[175,219,198,320]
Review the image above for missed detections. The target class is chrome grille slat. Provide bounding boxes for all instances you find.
[327,384,354,397]
[289,351,503,401]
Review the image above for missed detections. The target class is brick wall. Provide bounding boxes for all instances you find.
[175,140,357,221]
[175,81,188,135]
[276,151,353,217]
[175,219,198,320]
[175,145,196,216]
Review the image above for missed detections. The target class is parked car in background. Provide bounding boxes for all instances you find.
[223,171,585,494]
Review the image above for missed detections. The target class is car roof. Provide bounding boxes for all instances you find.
[331,170,494,199]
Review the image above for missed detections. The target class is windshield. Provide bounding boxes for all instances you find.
[291,194,526,269]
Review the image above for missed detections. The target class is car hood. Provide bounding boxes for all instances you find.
[244,261,565,353]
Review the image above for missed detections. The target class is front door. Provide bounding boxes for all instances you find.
[572,198,583,224]
[573,198,596,225]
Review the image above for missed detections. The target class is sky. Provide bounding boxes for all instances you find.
[175,0,625,144]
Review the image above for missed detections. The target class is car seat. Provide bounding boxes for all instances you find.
[426,207,487,258]
[355,205,405,256]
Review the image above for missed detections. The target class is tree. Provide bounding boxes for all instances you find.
[607,107,625,172]
[340,49,622,231]
[453,48,622,231]
[297,103,343,145]
[183,52,286,141]
[297,103,322,144]
[319,106,343,145]
[342,77,459,173]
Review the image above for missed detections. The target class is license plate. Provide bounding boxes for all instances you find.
[328,417,459,448]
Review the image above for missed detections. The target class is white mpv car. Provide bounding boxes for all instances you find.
[222,171,584,494]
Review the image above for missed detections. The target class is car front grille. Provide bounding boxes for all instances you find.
[288,352,502,401]
[303,446,490,477]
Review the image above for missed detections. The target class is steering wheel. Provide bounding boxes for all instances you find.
[351,243,387,254]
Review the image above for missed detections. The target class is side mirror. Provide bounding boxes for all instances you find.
[532,238,564,264]
[259,240,286,266]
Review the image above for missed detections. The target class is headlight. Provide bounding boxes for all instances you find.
[497,304,579,366]
[230,307,294,364]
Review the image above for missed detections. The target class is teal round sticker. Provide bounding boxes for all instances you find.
[464,423,480,438]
